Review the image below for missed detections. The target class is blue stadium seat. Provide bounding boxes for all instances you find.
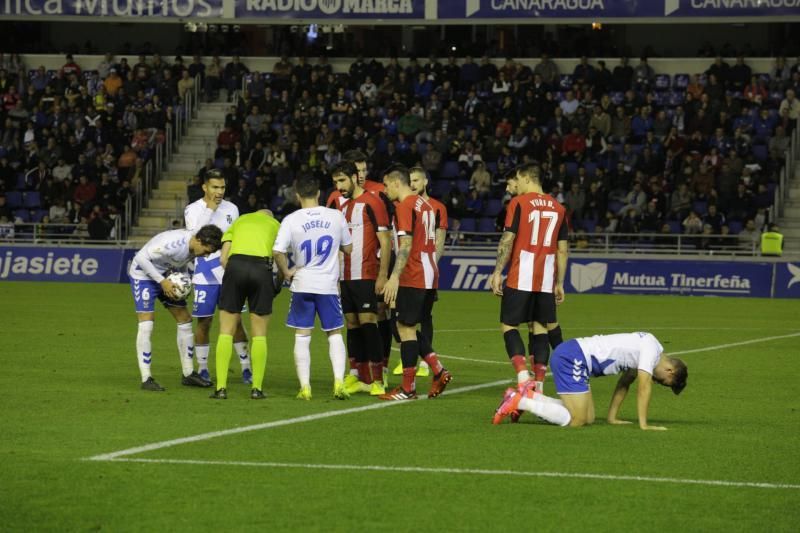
[673,74,689,89]
[15,173,26,190]
[559,75,573,89]
[668,90,685,106]
[668,221,682,234]
[584,162,597,177]
[23,191,40,208]
[485,198,503,217]
[728,220,743,234]
[692,200,708,215]
[485,162,497,174]
[441,161,459,179]
[752,145,768,161]
[455,179,469,193]
[431,180,450,198]
[459,218,476,232]
[565,162,578,177]
[31,209,47,222]
[5,191,22,209]
[478,218,496,232]
[610,92,624,105]
[13,209,30,222]
[608,200,623,213]
[756,73,771,84]
[697,73,708,86]
[654,74,670,91]
[582,219,598,232]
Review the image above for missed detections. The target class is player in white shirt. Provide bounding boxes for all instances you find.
[128,225,222,391]
[273,175,353,400]
[184,170,253,384]
[493,332,688,429]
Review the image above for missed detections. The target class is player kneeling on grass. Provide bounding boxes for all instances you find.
[493,332,688,430]
[129,225,223,391]
[210,209,281,400]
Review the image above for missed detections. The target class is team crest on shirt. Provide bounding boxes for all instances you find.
[226,214,233,224]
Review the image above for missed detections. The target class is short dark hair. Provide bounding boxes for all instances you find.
[195,225,223,251]
[204,169,224,182]
[409,165,427,177]
[516,163,541,184]
[670,357,688,395]
[295,175,320,199]
[383,163,410,186]
[343,149,367,164]
[330,161,357,179]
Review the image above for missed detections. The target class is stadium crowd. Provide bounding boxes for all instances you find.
[1,51,797,251]
[0,52,186,241]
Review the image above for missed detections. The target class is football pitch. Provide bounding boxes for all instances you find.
[1,281,798,532]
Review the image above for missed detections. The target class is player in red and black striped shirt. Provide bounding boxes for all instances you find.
[379,165,452,400]
[330,161,393,396]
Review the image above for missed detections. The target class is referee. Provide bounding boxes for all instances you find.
[211,209,281,400]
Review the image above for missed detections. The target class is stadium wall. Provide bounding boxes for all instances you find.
[1,245,797,299]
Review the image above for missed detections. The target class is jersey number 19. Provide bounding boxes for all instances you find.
[299,235,334,265]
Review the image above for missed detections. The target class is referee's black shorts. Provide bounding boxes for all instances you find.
[340,279,379,314]
[395,286,436,327]
[500,287,556,327]
[219,255,275,315]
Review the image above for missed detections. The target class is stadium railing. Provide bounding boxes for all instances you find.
[446,231,782,257]
[3,221,125,245]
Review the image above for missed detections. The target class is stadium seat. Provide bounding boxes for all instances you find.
[584,162,597,177]
[692,200,708,214]
[441,161,459,179]
[673,74,689,89]
[654,74,671,91]
[485,199,503,217]
[486,162,497,174]
[5,191,22,209]
[23,192,40,208]
[455,179,470,193]
[728,220,743,234]
[756,73,770,84]
[752,145,768,161]
[459,218,476,232]
[668,90,685,106]
[13,209,30,222]
[668,221,682,234]
[565,162,578,177]
[559,75,573,89]
[478,217,496,233]
[15,173,26,190]
[582,219,598,232]
[431,180,450,198]
[31,209,47,222]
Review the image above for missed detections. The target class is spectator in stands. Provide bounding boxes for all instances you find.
[738,218,761,250]
[633,57,654,91]
[683,210,704,234]
[565,182,586,225]
[779,89,800,122]
[702,204,725,232]
[469,162,491,197]
[611,57,633,91]
[534,53,559,89]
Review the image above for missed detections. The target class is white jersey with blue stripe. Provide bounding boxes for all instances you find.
[184,199,239,285]
[273,206,352,295]
[128,229,194,283]
[576,332,663,377]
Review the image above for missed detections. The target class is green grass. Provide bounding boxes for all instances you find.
[1,282,799,532]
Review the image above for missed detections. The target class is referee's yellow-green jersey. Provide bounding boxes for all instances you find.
[222,210,281,258]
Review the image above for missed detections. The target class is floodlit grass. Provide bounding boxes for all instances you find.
[1,282,798,531]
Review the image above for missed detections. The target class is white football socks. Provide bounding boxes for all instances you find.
[234,341,251,371]
[176,322,195,377]
[328,333,347,382]
[294,334,312,388]
[136,320,154,382]
[195,344,209,372]
[419,360,430,370]
[518,394,571,426]
[517,370,530,384]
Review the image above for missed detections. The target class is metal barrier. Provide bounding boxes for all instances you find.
[774,117,799,221]
[446,231,788,257]
[2,221,124,245]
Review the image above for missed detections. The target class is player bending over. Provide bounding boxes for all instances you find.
[493,332,688,429]
[128,225,222,391]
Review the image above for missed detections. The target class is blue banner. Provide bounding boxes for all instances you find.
[237,0,425,19]
[438,255,775,298]
[443,0,800,19]
[0,0,223,18]
[0,246,123,283]
[772,262,800,299]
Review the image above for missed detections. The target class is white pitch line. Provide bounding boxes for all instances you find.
[406,332,800,365]
[670,332,800,355]
[86,379,510,462]
[104,458,800,491]
[436,326,796,333]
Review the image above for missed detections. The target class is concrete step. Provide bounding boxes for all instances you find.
[779,218,800,229]
[188,125,220,137]
[178,143,214,155]
[164,172,193,181]
[171,153,205,165]
[789,187,800,201]
[148,197,181,210]
[183,134,218,145]
[142,208,182,218]
[168,161,200,172]
[190,117,224,126]
[156,180,189,193]
[783,206,800,218]
[137,214,173,229]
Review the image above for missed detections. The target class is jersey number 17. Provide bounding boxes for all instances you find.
[529,210,559,246]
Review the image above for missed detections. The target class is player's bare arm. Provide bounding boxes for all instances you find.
[273,251,295,283]
[607,368,637,425]
[555,239,569,305]
[383,235,412,306]
[434,228,447,263]
[376,230,392,294]
[220,241,232,268]
[636,370,667,431]
[491,231,515,296]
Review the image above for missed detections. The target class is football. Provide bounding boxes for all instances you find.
[165,271,192,300]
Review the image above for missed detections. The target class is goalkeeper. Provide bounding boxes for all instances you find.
[211,209,282,400]
[128,225,222,391]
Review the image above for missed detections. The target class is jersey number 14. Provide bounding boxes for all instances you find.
[421,210,437,244]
